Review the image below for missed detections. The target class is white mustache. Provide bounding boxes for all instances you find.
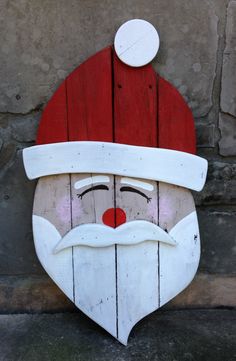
[53,220,177,253]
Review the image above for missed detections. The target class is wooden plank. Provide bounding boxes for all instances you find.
[113,53,157,147]
[158,75,196,154]
[33,175,71,237]
[158,183,196,231]
[33,175,73,301]
[70,174,117,338]
[113,54,159,344]
[159,192,200,307]
[158,76,200,307]
[66,47,113,141]
[66,47,117,337]
[115,176,159,344]
[33,62,73,300]
[36,82,68,145]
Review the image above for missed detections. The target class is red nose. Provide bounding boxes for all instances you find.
[102,208,126,228]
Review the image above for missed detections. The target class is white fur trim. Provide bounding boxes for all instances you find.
[23,141,208,191]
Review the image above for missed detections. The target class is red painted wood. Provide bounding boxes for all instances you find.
[37,49,158,148]
[36,82,68,145]
[66,47,113,142]
[158,76,196,154]
[113,52,158,147]
[36,46,196,155]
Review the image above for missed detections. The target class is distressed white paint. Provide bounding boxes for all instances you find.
[31,172,203,345]
[115,177,159,345]
[23,141,208,191]
[54,220,176,252]
[116,211,200,345]
[120,177,154,191]
[32,192,201,345]
[117,241,159,345]
[33,175,71,237]
[73,245,117,338]
[114,19,160,67]
[74,175,110,189]
[71,173,117,339]
[32,215,74,301]
[160,211,200,306]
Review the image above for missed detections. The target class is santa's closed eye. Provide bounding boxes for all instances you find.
[75,175,153,202]
[77,184,152,203]
[77,185,109,199]
[120,186,152,203]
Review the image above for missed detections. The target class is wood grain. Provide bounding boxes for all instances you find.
[113,54,159,344]
[115,176,159,344]
[66,47,113,142]
[30,45,202,345]
[71,174,117,338]
[158,75,196,154]
[36,82,68,145]
[33,175,71,237]
[66,47,117,337]
[158,74,199,308]
[33,174,73,301]
[113,52,157,147]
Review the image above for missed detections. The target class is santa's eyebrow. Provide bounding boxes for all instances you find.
[120,177,154,191]
[74,175,110,190]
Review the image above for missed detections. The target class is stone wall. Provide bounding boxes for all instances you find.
[0,0,235,312]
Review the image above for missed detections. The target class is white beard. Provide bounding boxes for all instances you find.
[32,212,200,345]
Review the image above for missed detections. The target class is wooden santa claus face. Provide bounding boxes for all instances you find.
[32,172,199,344]
[23,20,207,345]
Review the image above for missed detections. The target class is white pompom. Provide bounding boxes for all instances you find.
[114,19,160,67]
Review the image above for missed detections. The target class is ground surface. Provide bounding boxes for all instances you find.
[0,310,235,361]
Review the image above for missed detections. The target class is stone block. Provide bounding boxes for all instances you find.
[0,112,42,274]
[0,149,42,274]
[198,209,236,274]
[194,160,236,205]
[0,112,39,143]
[196,124,215,148]
[221,1,236,117]
[0,0,222,117]
[219,112,236,156]
[224,1,236,53]
[10,113,40,143]
[221,55,236,117]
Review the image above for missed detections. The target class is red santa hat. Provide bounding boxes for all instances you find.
[23,20,207,191]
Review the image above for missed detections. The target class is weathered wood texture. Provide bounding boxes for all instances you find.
[33,46,198,344]
[66,47,116,337]
[157,74,198,307]
[36,83,68,144]
[158,75,196,154]
[114,52,159,343]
